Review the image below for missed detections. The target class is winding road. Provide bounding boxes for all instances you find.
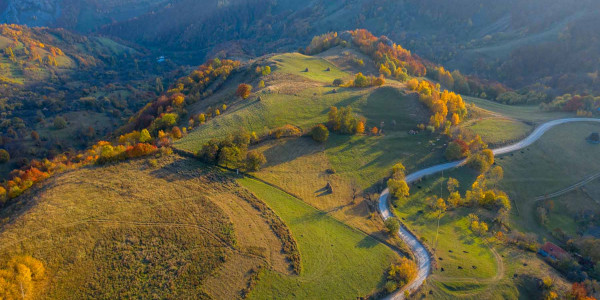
[379,117,600,299]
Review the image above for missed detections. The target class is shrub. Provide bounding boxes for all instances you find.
[270,125,302,139]
[332,78,343,86]
[311,124,329,143]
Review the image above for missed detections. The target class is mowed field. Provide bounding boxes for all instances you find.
[239,177,399,299]
[0,156,292,299]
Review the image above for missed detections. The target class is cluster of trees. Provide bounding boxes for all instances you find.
[197,131,266,171]
[327,106,365,135]
[425,167,510,236]
[351,73,385,88]
[541,94,600,116]
[408,79,468,130]
[385,257,418,293]
[92,141,158,165]
[445,134,488,163]
[428,65,511,101]
[129,59,239,132]
[0,255,45,299]
[189,104,228,130]
[304,32,342,55]
[350,29,427,77]
[468,214,489,236]
[466,149,495,173]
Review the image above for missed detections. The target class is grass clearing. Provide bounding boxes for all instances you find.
[463,117,532,145]
[271,53,350,83]
[238,177,399,299]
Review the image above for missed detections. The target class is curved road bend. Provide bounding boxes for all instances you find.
[379,118,600,299]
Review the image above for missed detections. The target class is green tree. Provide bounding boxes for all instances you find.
[53,116,67,129]
[332,78,343,86]
[353,73,369,87]
[0,149,9,163]
[384,218,400,234]
[311,124,329,143]
[246,150,267,171]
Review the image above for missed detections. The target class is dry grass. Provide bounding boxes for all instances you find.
[0,155,290,299]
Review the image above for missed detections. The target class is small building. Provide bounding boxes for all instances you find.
[538,242,569,260]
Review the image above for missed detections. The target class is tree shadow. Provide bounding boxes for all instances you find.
[357,235,378,248]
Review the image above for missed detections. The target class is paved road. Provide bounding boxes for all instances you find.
[379,117,600,299]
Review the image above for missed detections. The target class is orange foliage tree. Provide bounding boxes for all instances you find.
[236,84,252,99]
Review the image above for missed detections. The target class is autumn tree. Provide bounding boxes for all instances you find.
[139,129,152,143]
[356,121,365,134]
[311,124,329,143]
[261,66,271,76]
[445,139,469,161]
[236,84,252,99]
[373,75,386,86]
[388,179,410,200]
[447,177,459,193]
[388,257,417,286]
[171,126,183,139]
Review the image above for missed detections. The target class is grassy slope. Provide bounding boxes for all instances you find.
[0,156,288,299]
[239,177,398,299]
[494,122,600,238]
[463,96,572,123]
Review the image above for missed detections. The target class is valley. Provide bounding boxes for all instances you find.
[0,4,599,298]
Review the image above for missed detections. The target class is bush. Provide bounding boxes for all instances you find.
[270,125,302,139]
[0,149,9,163]
[332,78,343,86]
[311,124,329,143]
